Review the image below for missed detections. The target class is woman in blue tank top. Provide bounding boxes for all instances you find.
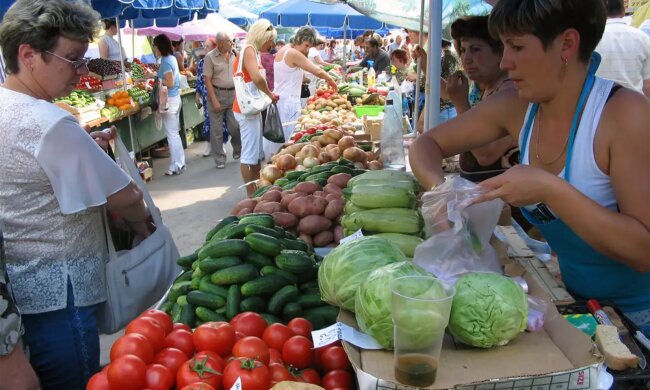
[410,0,650,336]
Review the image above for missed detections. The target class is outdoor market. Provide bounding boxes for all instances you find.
[0,0,649,389]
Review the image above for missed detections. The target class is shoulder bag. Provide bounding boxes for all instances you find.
[234,45,272,115]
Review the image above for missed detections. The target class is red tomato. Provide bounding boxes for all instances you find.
[282,336,314,369]
[126,316,166,352]
[297,368,321,386]
[232,336,270,366]
[107,355,147,390]
[178,384,216,390]
[230,312,267,338]
[262,323,294,350]
[110,333,155,364]
[319,346,352,372]
[176,354,224,389]
[193,322,236,357]
[287,318,313,339]
[223,358,270,390]
[140,309,173,335]
[268,348,283,365]
[87,370,110,390]
[322,369,354,390]
[163,329,195,358]
[153,347,188,377]
[145,364,174,390]
[173,323,192,332]
[269,363,294,385]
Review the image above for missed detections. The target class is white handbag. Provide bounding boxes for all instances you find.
[97,135,181,334]
[234,45,272,115]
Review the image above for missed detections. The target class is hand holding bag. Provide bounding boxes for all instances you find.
[234,45,272,115]
[97,135,181,334]
[263,102,285,143]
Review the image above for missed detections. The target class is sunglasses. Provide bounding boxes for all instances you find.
[44,51,90,70]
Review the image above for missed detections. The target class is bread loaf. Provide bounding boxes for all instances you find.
[595,325,639,370]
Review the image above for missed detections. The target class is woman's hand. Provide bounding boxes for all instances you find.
[446,71,469,106]
[474,165,562,207]
[325,77,338,92]
[268,92,280,103]
[89,126,116,151]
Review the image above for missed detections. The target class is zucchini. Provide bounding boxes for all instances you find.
[199,239,249,259]
[260,313,284,325]
[268,285,300,315]
[275,250,316,274]
[226,284,242,320]
[168,281,191,302]
[260,265,299,284]
[210,263,259,286]
[285,171,304,181]
[297,294,326,309]
[179,303,196,327]
[280,238,310,252]
[195,306,227,322]
[199,256,242,274]
[282,302,303,321]
[240,296,267,312]
[238,213,275,228]
[245,251,274,269]
[206,216,239,242]
[241,275,289,297]
[186,290,226,310]
[244,224,283,239]
[177,253,199,269]
[244,233,283,257]
[199,276,229,297]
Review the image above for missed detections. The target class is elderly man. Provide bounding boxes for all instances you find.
[359,37,391,73]
[203,32,242,169]
[388,35,402,54]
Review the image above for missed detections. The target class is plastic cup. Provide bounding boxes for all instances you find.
[391,275,455,388]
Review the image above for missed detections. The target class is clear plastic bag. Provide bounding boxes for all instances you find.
[263,102,285,143]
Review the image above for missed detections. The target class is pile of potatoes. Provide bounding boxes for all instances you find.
[231,173,352,247]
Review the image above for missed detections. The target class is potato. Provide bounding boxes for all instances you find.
[298,233,313,246]
[313,230,334,247]
[325,194,341,203]
[288,195,328,217]
[323,183,343,197]
[281,192,305,209]
[261,190,282,203]
[236,207,252,216]
[294,182,320,195]
[327,173,351,189]
[269,185,283,192]
[324,199,345,220]
[272,212,298,228]
[298,215,332,235]
[254,201,283,214]
[232,198,258,215]
[333,225,345,244]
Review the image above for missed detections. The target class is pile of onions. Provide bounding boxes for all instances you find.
[261,165,282,183]
[275,154,297,171]
[303,157,320,169]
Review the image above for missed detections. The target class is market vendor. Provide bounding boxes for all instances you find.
[98,19,125,61]
[358,37,391,73]
[410,0,650,335]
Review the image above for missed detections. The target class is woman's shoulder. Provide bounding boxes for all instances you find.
[600,84,649,138]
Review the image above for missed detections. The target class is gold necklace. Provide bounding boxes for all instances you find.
[534,108,570,165]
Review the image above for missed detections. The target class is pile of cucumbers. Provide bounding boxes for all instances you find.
[160,213,338,329]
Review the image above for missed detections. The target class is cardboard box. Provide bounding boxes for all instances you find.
[363,114,383,141]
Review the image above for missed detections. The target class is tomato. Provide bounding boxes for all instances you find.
[173,323,192,332]
[230,312,267,338]
[268,348,283,365]
[287,318,313,339]
[153,347,188,376]
[282,335,314,369]
[176,354,224,389]
[262,323,294,350]
[269,363,294,385]
[193,322,236,357]
[140,309,173,335]
[145,364,174,390]
[178,383,216,390]
[107,355,147,390]
[322,369,354,390]
[232,336,270,366]
[297,368,321,385]
[110,333,155,364]
[316,90,324,96]
[319,346,352,372]
[87,370,110,390]
[223,358,270,390]
[126,316,166,352]
[163,328,195,358]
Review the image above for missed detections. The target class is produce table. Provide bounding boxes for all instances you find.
[179,89,202,148]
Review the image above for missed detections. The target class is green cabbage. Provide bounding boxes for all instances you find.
[354,261,430,349]
[318,236,406,312]
[448,272,528,348]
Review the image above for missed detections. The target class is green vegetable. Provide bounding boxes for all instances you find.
[373,233,424,258]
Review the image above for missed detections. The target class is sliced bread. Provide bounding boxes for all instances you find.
[595,325,639,371]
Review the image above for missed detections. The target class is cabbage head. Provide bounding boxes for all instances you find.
[318,236,406,312]
[354,261,430,349]
[448,272,528,348]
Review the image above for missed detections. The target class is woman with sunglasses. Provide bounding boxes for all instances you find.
[0,1,153,387]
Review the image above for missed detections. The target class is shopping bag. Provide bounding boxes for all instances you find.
[233,45,272,116]
[263,102,285,143]
[97,135,181,334]
[150,77,168,113]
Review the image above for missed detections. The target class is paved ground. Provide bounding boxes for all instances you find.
[99,140,244,365]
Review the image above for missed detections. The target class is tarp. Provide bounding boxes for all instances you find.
[219,3,259,26]
[260,0,383,29]
[126,12,248,39]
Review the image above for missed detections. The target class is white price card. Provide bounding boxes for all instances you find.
[311,323,342,348]
[339,229,363,245]
[130,98,136,108]
[229,377,242,390]
[311,322,383,350]
[85,81,92,89]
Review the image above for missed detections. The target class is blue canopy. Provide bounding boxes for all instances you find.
[260,0,382,29]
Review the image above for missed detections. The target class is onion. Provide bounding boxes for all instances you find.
[354,161,366,169]
[324,144,338,152]
[295,165,307,171]
[295,156,303,166]
[343,146,368,163]
[318,151,332,164]
[301,144,320,159]
[276,154,298,171]
[338,136,356,151]
[366,151,376,161]
[303,157,320,169]
[258,178,273,187]
[367,160,383,170]
[286,143,304,156]
[327,146,341,161]
[261,165,282,183]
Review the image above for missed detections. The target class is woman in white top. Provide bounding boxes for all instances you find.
[98,19,126,61]
[263,27,338,158]
[307,38,333,95]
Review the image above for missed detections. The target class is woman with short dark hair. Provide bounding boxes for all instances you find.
[99,18,125,61]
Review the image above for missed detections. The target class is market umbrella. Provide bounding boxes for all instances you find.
[260,0,383,29]
[125,13,248,40]
[219,3,258,26]
[632,2,650,27]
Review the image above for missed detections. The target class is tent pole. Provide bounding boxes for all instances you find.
[425,0,442,132]
[412,0,425,135]
[115,16,136,155]
[342,18,347,75]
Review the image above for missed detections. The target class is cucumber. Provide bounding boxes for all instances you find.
[199,239,249,259]
[260,265,299,284]
[297,294,326,309]
[186,290,226,310]
[168,281,191,302]
[213,223,248,240]
[260,313,284,325]
[300,280,319,290]
[206,216,239,242]
[199,276,229,297]
[190,276,201,290]
[199,256,242,274]
[209,221,238,241]
[238,213,275,228]
[179,303,196,327]
[275,250,315,274]
[174,270,193,283]
[281,180,300,190]
[282,302,303,321]
[285,171,304,181]
[244,233,283,257]
[177,253,199,269]
[338,158,354,167]
[192,259,200,270]
[245,251,274,269]
[210,263,259,286]
[244,224,283,239]
[268,285,299,315]
[240,296,267,312]
[177,295,188,306]
[171,303,182,323]
[241,274,289,297]
[304,172,333,182]
[226,284,242,320]
[315,178,328,188]
[301,287,322,295]
[330,165,354,175]
[252,185,272,198]
[280,238,311,252]
[353,169,366,176]
[274,178,290,187]
[273,227,287,238]
[159,301,174,314]
[304,305,339,329]
[195,306,227,322]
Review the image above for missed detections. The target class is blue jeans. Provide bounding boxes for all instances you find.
[439,106,457,123]
[22,281,100,390]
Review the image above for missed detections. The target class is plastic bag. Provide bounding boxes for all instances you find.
[263,102,285,143]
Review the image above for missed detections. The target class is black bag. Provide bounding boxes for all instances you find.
[263,102,285,143]
[150,76,160,111]
[300,83,311,98]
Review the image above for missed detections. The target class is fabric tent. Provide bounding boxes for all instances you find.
[125,13,248,39]
[260,0,383,29]
[219,3,258,26]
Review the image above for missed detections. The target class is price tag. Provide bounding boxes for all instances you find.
[130,98,135,108]
[311,322,383,350]
[311,323,343,348]
[85,81,92,89]
[339,229,363,245]
[229,377,242,390]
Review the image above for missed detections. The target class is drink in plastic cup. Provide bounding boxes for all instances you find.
[391,275,455,387]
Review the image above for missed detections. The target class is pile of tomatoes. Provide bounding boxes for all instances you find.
[87,310,355,390]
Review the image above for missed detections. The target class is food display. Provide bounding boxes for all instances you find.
[128,86,150,105]
[88,58,122,77]
[106,90,138,112]
[53,90,97,109]
[75,75,102,91]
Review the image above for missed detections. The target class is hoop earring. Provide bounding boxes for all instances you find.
[562,57,568,68]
